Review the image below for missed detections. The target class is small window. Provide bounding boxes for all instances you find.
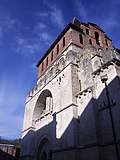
[79,34,83,44]
[51,51,53,61]
[42,62,44,71]
[86,28,89,35]
[95,31,100,45]
[79,80,81,91]
[57,44,59,54]
[105,39,108,46]
[46,57,48,66]
[63,37,65,47]
[89,39,92,45]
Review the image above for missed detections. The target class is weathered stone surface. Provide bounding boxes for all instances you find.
[20,19,120,160]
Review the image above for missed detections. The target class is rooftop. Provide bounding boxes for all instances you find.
[36,17,112,68]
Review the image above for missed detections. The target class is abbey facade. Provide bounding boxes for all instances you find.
[20,18,120,160]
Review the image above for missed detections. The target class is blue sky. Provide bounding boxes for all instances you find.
[0,0,120,139]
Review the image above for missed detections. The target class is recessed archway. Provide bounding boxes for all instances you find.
[33,89,53,123]
[36,138,52,160]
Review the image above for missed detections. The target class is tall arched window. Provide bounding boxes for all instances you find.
[51,51,53,61]
[37,138,52,160]
[63,37,65,47]
[95,31,100,45]
[42,62,44,71]
[33,90,53,122]
[79,34,83,44]
[57,44,59,54]
[105,39,108,46]
[46,57,48,66]
[86,28,89,35]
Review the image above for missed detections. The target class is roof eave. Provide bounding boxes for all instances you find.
[36,23,83,67]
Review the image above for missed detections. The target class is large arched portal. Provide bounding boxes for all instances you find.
[37,138,52,160]
[33,89,53,123]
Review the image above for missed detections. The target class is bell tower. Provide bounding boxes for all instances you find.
[20,18,120,160]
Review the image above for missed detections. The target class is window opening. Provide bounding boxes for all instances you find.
[79,80,81,91]
[51,51,53,61]
[46,57,48,66]
[57,44,59,54]
[33,89,53,122]
[105,39,108,46]
[95,31,100,45]
[86,28,89,35]
[42,62,44,71]
[79,34,83,44]
[63,37,65,47]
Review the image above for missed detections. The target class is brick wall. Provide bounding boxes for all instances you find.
[38,28,72,78]
[37,19,112,79]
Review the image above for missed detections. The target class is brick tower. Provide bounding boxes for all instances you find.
[20,18,120,160]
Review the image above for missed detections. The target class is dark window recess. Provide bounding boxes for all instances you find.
[89,39,92,45]
[79,80,81,91]
[51,51,53,61]
[86,28,89,35]
[42,62,44,71]
[46,57,48,66]
[63,37,65,47]
[79,34,83,44]
[95,32,100,45]
[57,44,59,54]
[105,39,108,46]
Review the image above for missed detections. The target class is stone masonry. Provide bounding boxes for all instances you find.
[20,18,120,160]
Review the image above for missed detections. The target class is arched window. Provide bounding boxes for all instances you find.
[79,80,81,91]
[105,39,108,46]
[86,28,89,35]
[63,37,65,47]
[33,90,53,122]
[57,44,59,54]
[95,31,100,45]
[51,51,53,61]
[37,138,52,160]
[46,57,48,66]
[79,34,83,44]
[42,62,44,71]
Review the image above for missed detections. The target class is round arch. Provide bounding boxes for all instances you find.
[32,89,53,123]
[36,138,52,160]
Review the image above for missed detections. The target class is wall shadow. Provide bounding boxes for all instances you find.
[20,75,120,160]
